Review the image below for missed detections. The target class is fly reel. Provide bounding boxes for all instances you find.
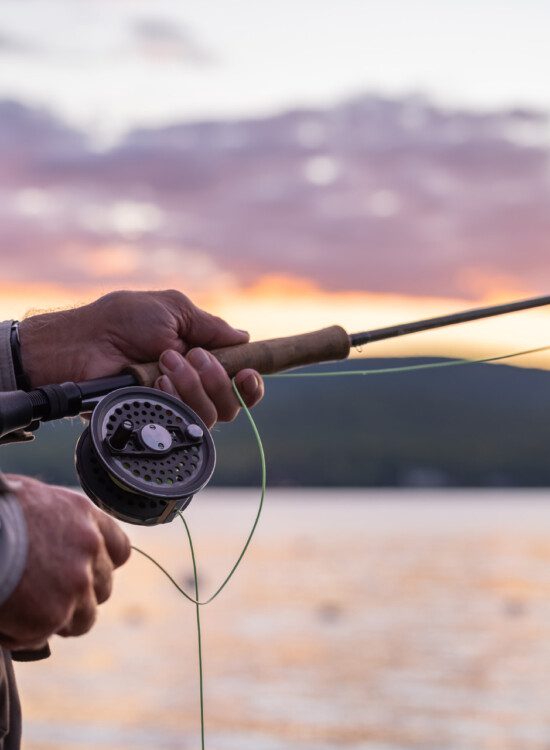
[75,386,216,525]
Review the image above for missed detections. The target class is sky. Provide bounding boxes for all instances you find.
[1,0,550,365]
[2,0,550,137]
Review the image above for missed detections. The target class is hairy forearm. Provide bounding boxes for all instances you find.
[18,306,98,387]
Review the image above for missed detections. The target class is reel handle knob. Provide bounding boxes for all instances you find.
[109,419,134,450]
[125,325,351,386]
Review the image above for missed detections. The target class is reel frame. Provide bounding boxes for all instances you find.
[75,386,216,525]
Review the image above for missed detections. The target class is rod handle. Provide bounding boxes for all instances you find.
[125,325,351,386]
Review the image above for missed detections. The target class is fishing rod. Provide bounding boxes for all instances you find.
[0,293,548,525]
[2,293,547,419]
[126,292,550,384]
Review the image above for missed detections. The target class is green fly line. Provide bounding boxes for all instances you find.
[131,342,550,749]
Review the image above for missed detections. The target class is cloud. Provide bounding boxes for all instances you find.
[0,31,39,57]
[1,94,550,300]
[130,17,215,65]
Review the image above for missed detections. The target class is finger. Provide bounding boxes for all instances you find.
[57,593,97,638]
[233,369,265,408]
[158,351,218,427]
[176,296,249,349]
[92,512,131,569]
[156,374,178,396]
[186,348,240,422]
[91,544,114,604]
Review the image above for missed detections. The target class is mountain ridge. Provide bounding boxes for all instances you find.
[1,357,549,489]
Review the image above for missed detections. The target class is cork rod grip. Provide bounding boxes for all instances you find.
[126,325,351,387]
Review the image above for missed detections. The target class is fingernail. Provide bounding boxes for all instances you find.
[236,329,249,336]
[187,348,211,371]
[157,375,177,395]
[241,372,259,398]
[160,350,182,372]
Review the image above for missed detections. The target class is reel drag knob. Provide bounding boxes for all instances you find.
[75,386,215,525]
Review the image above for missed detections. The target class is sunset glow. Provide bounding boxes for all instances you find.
[1,1,550,373]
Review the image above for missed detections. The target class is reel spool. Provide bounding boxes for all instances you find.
[75,386,216,525]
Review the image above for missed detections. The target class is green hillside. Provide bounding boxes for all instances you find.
[1,358,550,488]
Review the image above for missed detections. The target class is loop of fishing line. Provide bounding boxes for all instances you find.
[131,344,550,749]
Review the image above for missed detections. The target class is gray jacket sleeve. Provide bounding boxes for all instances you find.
[0,320,29,606]
[0,477,27,606]
[0,321,16,392]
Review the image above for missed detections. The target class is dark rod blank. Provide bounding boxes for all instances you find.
[350,294,550,347]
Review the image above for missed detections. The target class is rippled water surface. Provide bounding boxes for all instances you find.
[16,489,550,749]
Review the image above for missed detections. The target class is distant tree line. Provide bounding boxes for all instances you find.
[2,359,550,488]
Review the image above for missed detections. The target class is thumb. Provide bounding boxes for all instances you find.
[181,302,250,350]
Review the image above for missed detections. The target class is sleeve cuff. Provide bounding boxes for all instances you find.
[0,320,35,444]
[0,485,28,606]
[0,320,17,392]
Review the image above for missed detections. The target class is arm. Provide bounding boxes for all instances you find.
[0,289,257,646]
[0,319,130,651]
[0,322,30,619]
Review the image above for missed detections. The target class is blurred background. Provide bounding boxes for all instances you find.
[2,1,550,748]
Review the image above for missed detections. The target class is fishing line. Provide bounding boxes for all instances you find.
[267,344,550,378]
[131,343,550,749]
[131,379,266,750]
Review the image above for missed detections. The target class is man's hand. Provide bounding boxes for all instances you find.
[19,290,264,427]
[0,475,130,652]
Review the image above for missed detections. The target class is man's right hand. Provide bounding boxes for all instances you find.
[0,475,130,652]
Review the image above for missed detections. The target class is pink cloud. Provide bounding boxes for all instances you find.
[1,95,549,298]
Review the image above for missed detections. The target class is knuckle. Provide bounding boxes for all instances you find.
[73,606,98,637]
[69,566,93,597]
[164,289,189,311]
[165,288,186,302]
[78,524,102,556]
[95,578,113,605]
[201,405,217,428]
[182,357,202,383]
[96,290,125,309]
[218,404,240,423]
[95,517,130,569]
[43,604,72,635]
[72,493,92,513]
[57,598,97,638]
[113,534,131,568]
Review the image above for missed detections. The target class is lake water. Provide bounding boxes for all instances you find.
[15,489,550,750]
